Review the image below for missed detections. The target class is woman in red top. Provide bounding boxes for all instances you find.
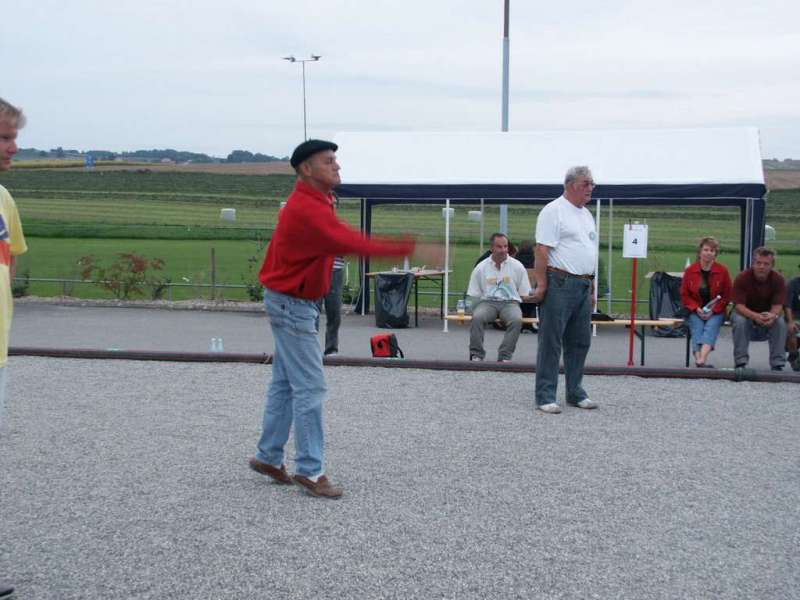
[680,236,733,367]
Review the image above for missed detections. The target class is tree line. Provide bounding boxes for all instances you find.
[15,146,288,164]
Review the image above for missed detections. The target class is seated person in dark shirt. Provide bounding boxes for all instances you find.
[515,240,535,268]
[731,247,787,371]
[515,240,537,332]
[785,270,800,371]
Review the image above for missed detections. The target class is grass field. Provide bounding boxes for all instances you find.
[3,168,799,313]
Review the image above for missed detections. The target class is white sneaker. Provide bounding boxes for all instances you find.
[537,403,562,414]
[570,398,598,409]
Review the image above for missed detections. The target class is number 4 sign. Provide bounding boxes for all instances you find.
[623,223,648,258]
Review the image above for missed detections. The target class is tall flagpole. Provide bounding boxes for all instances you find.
[499,0,510,234]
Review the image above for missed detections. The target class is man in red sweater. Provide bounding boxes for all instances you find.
[249,139,439,498]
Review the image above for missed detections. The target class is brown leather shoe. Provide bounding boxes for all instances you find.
[292,474,343,499]
[248,458,293,485]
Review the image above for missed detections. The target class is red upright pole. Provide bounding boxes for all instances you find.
[627,257,638,367]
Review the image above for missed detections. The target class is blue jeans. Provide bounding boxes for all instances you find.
[687,312,724,353]
[535,271,592,406]
[256,288,327,477]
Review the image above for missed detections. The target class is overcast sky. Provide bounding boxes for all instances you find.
[3,1,799,159]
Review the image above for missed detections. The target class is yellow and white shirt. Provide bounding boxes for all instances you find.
[0,184,27,367]
[467,256,531,303]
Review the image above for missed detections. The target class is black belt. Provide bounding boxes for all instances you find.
[547,266,594,281]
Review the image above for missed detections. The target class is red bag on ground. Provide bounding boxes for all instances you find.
[370,333,404,358]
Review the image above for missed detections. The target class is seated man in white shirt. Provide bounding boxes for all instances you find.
[468,233,532,362]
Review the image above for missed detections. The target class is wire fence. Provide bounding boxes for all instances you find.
[13,275,655,310]
[15,277,250,301]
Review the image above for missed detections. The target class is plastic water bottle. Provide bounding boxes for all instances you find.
[210,337,224,352]
[456,299,466,316]
[701,295,721,314]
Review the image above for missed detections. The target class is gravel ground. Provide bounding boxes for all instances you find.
[1,357,798,599]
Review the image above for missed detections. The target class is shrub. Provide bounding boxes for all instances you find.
[242,236,266,302]
[78,253,168,300]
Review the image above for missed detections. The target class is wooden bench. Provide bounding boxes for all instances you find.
[446,315,687,366]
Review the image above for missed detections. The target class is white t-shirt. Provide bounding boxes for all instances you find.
[535,195,597,276]
[467,255,532,303]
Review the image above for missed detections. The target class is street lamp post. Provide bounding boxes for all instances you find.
[283,54,321,141]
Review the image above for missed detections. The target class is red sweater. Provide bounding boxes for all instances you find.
[680,261,732,313]
[259,180,415,299]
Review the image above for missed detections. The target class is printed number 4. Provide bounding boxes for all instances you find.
[632,238,638,244]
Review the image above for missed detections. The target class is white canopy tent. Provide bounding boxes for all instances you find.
[336,128,765,187]
[334,128,767,323]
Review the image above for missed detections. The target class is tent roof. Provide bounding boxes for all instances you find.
[334,128,766,201]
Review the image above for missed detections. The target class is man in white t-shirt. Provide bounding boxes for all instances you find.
[531,166,598,414]
[0,96,29,600]
[467,233,532,362]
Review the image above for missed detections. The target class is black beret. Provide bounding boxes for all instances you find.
[290,139,338,169]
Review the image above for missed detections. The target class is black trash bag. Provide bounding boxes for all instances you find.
[648,271,687,337]
[375,272,414,328]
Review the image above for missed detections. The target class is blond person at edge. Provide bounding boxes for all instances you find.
[531,166,598,415]
[0,96,29,600]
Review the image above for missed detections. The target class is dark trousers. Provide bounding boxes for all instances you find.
[731,311,786,368]
[322,268,344,354]
[535,271,592,406]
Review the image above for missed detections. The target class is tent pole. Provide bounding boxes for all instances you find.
[443,199,451,332]
[360,198,367,315]
[742,199,751,270]
[747,199,752,269]
[480,198,485,255]
[593,199,601,336]
[608,199,614,314]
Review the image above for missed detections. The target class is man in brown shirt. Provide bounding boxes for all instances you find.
[731,247,787,370]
